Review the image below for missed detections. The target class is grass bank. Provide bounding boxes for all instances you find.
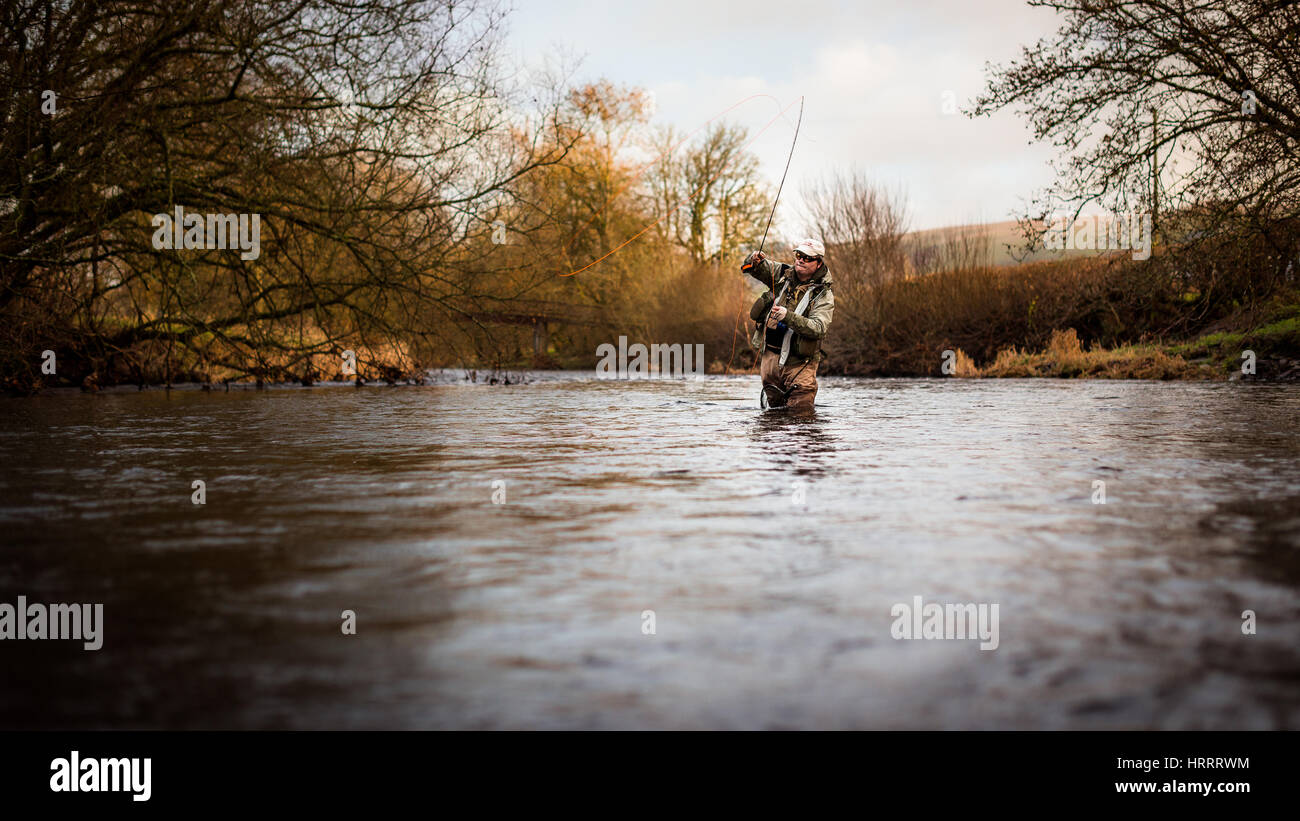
[949,290,1300,380]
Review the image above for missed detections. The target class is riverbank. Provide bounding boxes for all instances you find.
[958,291,1300,380]
[9,286,1300,394]
[9,349,1299,397]
[955,328,1300,381]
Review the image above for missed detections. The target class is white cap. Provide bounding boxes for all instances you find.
[792,237,825,258]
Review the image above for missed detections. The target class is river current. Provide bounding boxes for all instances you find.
[1,374,1297,728]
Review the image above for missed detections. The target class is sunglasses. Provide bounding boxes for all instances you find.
[794,251,820,262]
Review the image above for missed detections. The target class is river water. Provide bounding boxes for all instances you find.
[2,374,1298,729]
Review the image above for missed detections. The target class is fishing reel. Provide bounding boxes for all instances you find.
[750,290,786,333]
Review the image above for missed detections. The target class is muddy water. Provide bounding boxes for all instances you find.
[1,375,1298,728]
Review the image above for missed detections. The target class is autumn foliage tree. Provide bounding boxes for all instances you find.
[0,0,575,388]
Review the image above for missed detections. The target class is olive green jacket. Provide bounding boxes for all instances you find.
[741,252,834,365]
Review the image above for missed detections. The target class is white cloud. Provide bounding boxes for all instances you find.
[506,0,1067,230]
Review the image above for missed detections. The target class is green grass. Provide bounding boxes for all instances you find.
[1254,314,1300,337]
[1165,293,1300,373]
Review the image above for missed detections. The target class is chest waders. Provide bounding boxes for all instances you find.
[759,280,829,409]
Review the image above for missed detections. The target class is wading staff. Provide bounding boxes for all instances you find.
[744,96,804,408]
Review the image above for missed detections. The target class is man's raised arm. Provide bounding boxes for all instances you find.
[741,250,781,289]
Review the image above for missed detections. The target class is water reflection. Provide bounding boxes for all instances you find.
[748,408,838,479]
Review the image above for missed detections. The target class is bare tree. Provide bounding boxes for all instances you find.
[800,171,911,372]
[647,122,770,266]
[803,171,910,287]
[971,0,1300,260]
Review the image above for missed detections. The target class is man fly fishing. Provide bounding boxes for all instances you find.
[733,96,832,409]
[741,238,834,410]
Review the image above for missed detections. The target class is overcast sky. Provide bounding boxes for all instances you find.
[504,0,1068,233]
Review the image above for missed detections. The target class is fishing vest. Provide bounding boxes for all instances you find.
[751,274,831,365]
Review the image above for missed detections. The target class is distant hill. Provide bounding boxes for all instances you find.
[904,220,1101,268]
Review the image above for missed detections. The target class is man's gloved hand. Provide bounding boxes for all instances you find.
[742,250,766,271]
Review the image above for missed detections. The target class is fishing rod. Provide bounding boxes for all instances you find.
[751,97,805,409]
[740,96,803,276]
[760,96,804,255]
